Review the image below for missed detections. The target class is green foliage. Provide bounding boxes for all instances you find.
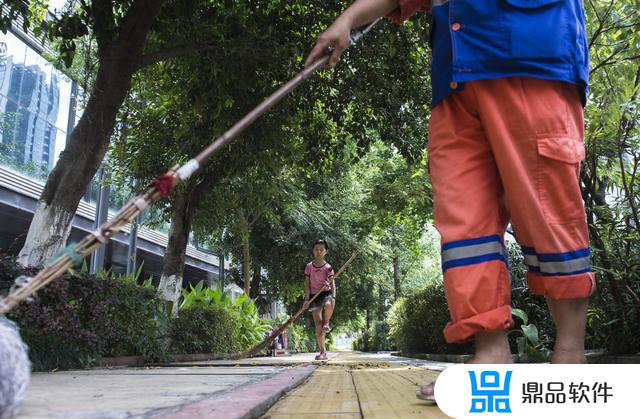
[284,322,314,352]
[179,281,271,349]
[580,0,640,354]
[353,329,371,352]
[169,305,242,354]
[353,320,393,352]
[585,301,640,354]
[117,262,154,289]
[388,283,473,355]
[2,0,92,67]
[3,259,168,371]
[0,0,46,35]
[510,308,550,362]
[231,293,272,348]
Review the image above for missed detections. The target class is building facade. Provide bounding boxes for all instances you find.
[0,7,222,287]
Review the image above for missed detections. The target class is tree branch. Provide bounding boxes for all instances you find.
[587,0,616,50]
[615,66,640,233]
[91,0,116,48]
[118,0,163,45]
[589,48,636,75]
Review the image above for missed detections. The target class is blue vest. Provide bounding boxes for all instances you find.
[430,0,589,107]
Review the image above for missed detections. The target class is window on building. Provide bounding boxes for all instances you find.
[0,30,72,180]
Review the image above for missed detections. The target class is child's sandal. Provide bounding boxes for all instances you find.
[416,382,436,403]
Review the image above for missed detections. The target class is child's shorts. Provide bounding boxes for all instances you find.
[309,291,333,312]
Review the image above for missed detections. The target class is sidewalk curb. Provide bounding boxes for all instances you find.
[391,350,639,364]
[149,363,318,419]
[391,351,472,363]
[100,353,228,367]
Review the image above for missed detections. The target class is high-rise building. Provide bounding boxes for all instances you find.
[1,60,60,169]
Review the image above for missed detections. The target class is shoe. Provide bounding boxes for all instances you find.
[416,382,436,403]
[315,353,328,361]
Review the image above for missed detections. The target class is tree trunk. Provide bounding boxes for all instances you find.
[158,186,194,315]
[378,284,385,321]
[158,174,219,314]
[17,201,76,267]
[236,208,251,296]
[250,264,261,300]
[242,233,251,296]
[17,1,164,267]
[392,255,401,300]
[365,308,370,330]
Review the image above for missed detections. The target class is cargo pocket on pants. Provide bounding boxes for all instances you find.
[536,136,585,224]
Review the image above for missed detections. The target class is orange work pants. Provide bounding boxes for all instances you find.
[428,77,596,343]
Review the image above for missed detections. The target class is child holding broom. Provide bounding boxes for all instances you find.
[302,239,336,361]
[306,0,595,402]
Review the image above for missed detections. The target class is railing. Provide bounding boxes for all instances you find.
[0,165,219,266]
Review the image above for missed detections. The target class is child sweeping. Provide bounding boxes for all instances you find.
[302,240,336,361]
[306,0,595,402]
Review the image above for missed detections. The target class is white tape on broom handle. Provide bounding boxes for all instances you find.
[176,159,200,180]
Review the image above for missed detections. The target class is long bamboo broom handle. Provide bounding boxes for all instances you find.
[0,19,379,315]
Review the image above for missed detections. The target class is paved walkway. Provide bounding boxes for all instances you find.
[262,352,451,419]
[17,352,451,419]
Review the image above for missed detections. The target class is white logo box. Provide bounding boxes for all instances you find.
[435,364,638,418]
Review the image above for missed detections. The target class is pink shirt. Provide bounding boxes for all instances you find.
[304,261,335,294]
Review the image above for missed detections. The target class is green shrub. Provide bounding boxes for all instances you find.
[586,302,640,354]
[2,257,167,371]
[388,283,473,355]
[169,305,242,354]
[102,280,168,361]
[353,329,371,352]
[353,320,393,352]
[370,320,393,351]
[179,281,271,350]
[17,331,99,371]
[0,254,22,293]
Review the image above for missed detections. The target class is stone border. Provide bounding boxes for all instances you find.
[147,363,317,419]
[100,353,246,367]
[100,355,145,367]
[391,350,640,364]
[390,351,472,363]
